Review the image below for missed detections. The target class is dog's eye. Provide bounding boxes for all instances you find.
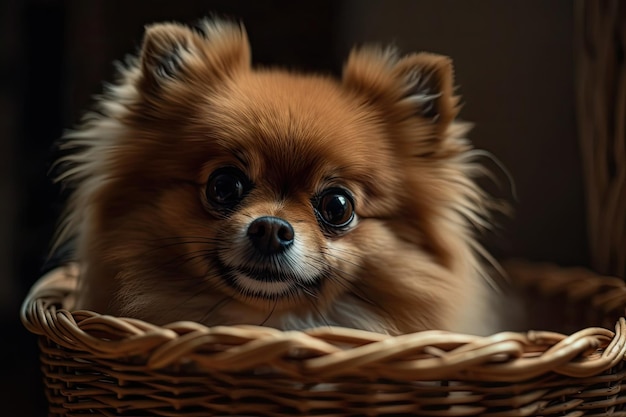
[315,188,355,228]
[206,167,250,208]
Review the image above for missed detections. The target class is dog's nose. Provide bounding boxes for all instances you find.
[247,216,295,255]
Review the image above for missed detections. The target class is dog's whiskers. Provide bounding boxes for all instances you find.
[301,250,385,313]
[198,296,233,325]
[259,299,278,326]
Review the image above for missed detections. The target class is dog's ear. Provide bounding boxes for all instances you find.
[138,19,250,94]
[392,53,459,128]
[342,48,460,140]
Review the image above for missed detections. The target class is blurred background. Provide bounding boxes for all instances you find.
[0,0,597,414]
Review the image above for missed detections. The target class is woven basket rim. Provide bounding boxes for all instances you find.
[21,262,626,383]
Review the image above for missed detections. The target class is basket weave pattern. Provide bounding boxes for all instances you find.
[21,263,626,416]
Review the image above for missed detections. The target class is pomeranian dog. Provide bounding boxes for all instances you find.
[51,17,500,335]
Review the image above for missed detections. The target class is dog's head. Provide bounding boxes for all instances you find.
[56,19,491,334]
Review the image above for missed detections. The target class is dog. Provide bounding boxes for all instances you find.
[50,17,502,335]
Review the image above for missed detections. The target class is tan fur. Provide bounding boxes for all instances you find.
[53,18,498,335]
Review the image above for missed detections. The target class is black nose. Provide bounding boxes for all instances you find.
[247,216,295,255]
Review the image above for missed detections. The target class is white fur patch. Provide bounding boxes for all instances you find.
[231,272,292,296]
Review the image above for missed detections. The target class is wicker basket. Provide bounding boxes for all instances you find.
[20,261,626,416]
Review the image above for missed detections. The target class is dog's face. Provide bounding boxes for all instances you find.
[186,73,398,307]
[59,20,490,334]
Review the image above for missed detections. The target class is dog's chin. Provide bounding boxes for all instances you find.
[215,258,325,306]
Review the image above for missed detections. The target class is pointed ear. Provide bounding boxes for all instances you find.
[140,23,196,88]
[393,53,459,127]
[342,49,460,137]
[138,19,250,94]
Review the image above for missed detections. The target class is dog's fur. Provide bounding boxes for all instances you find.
[52,18,499,335]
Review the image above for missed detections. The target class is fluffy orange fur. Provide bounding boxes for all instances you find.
[53,18,498,335]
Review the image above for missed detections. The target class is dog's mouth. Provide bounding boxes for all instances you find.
[216,261,324,299]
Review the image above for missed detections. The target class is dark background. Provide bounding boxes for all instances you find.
[1,1,584,415]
